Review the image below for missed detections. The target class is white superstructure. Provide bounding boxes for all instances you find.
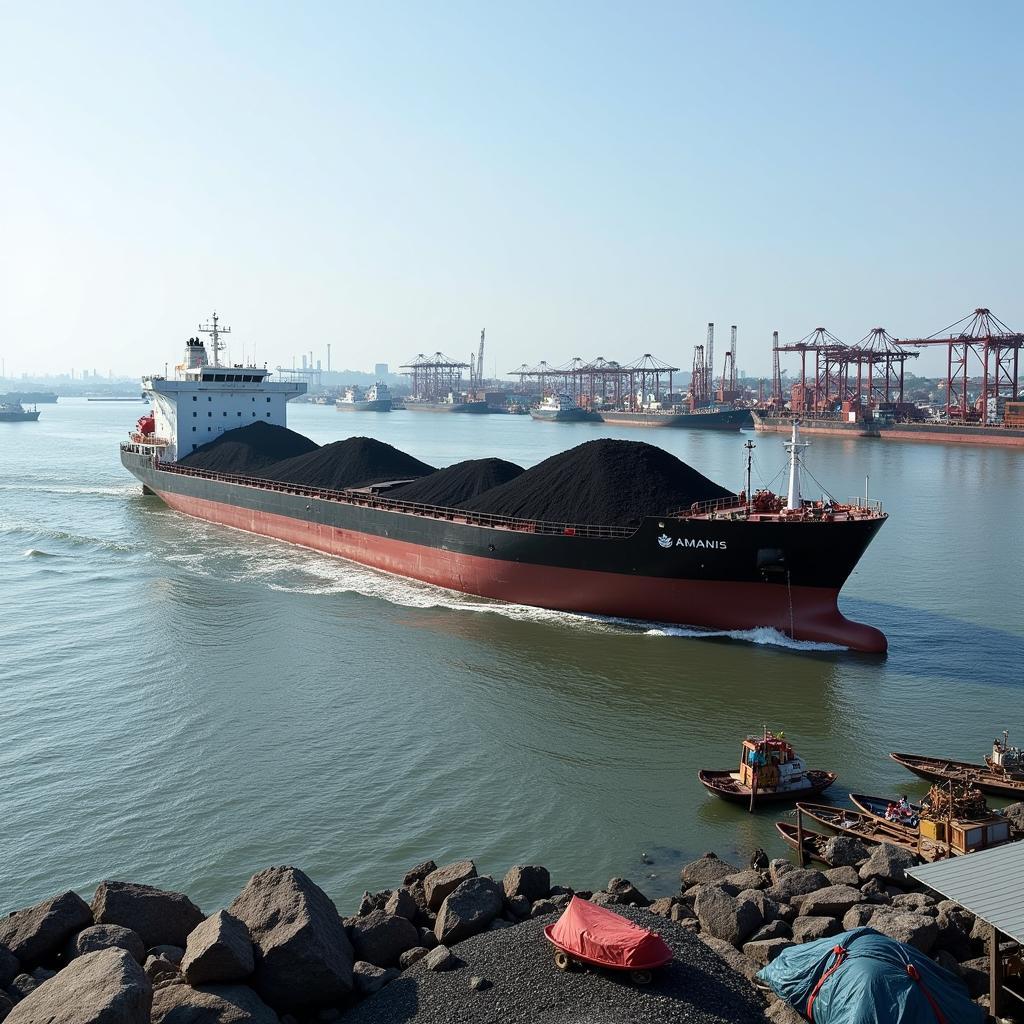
[142,314,306,461]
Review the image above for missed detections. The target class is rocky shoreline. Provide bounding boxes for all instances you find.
[0,833,1016,1024]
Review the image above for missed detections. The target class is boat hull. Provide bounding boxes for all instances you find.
[889,752,1024,798]
[336,400,392,412]
[0,411,40,422]
[698,769,837,804]
[121,450,887,651]
[752,412,879,437]
[529,408,602,423]
[404,401,491,414]
[753,412,1024,447]
[601,409,751,430]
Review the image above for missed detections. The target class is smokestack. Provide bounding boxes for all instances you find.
[327,344,331,373]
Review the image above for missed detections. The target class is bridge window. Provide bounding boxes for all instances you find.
[192,396,197,401]
[214,374,225,382]
[237,411,242,416]
[266,397,271,403]
[208,412,212,417]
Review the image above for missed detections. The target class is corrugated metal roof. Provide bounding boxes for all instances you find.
[907,840,1024,942]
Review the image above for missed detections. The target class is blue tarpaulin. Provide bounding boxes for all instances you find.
[756,927,984,1024]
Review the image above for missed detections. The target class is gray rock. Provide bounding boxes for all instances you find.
[647,897,680,917]
[402,861,437,886]
[742,938,792,966]
[858,843,918,885]
[398,946,428,969]
[356,891,390,917]
[872,911,939,953]
[228,865,354,1010]
[502,866,550,905]
[0,949,19,990]
[934,904,973,960]
[721,870,768,892]
[768,859,794,885]
[694,886,762,947]
[384,889,418,922]
[1003,802,1024,833]
[842,905,879,931]
[0,991,13,1021]
[765,868,829,903]
[547,885,574,898]
[959,957,992,998]
[679,853,739,886]
[29,967,54,986]
[824,866,861,887]
[669,903,696,923]
[504,895,531,919]
[421,944,457,971]
[795,885,864,918]
[859,877,889,902]
[6,975,35,1002]
[695,934,759,981]
[765,997,806,1024]
[417,927,438,949]
[605,878,649,907]
[0,891,92,964]
[352,961,399,995]
[749,920,791,942]
[823,835,869,868]
[151,981,279,1023]
[891,892,935,913]
[468,976,492,991]
[435,877,504,945]
[92,882,204,950]
[350,910,419,968]
[181,911,254,985]
[148,945,184,965]
[792,916,841,943]
[424,861,477,912]
[66,924,147,965]
[6,948,151,1024]
[488,919,513,931]
[144,954,180,985]
[737,889,780,925]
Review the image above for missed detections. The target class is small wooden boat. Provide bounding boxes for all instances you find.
[796,801,915,847]
[849,793,921,828]
[698,729,837,810]
[775,821,847,866]
[890,748,1024,799]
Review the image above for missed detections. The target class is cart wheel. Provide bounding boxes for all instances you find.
[629,969,652,986]
[554,950,571,971]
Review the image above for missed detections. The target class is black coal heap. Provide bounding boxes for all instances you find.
[387,458,524,507]
[264,436,436,490]
[178,421,319,475]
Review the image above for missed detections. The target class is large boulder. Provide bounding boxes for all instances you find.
[502,866,550,905]
[795,885,864,918]
[349,911,419,968]
[680,853,738,886]
[383,889,417,922]
[604,879,649,907]
[0,948,20,988]
[0,892,92,964]
[227,866,353,1010]
[695,934,758,981]
[92,882,204,949]
[402,861,437,886]
[842,905,880,931]
[1003,802,1024,833]
[823,866,861,888]
[823,835,869,868]
[737,889,780,925]
[151,981,279,1023]
[742,938,792,966]
[352,961,399,996]
[66,925,146,965]
[792,916,841,943]
[6,948,151,1024]
[858,844,917,885]
[870,912,940,954]
[765,868,829,903]
[768,859,794,885]
[694,886,762,947]
[434,877,504,946]
[181,911,254,986]
[423,861,477,912]
[0,992,13,1020]
[721,870,768,893]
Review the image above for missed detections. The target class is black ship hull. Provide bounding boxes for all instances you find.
[121,449,887,651]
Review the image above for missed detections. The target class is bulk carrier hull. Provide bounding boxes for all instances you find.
[600,408,752,430]
[753,411,1024,446]
[752,412,880,437]
[404,401,491,414]
[121,448,887,652]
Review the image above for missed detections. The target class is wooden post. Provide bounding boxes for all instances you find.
[796,807,806,868]
[989,924,1001,1017]
[749,770,758,814]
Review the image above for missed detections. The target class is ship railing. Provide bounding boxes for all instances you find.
[849,497,884,513]
[152,460,638,539]
[670,494,745,518]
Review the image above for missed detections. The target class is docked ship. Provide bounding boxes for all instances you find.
[600,406,752,430]
[336,383,392,412]
[404,393,490,414]
[121,325,889,652]
[1,391,57,405]
[529,394,601,423]
[751,409,880,438]
[0,401,41,422]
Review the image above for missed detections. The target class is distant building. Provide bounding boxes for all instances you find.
[374,362,389,378]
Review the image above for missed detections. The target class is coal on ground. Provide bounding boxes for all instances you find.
[178,421,319,475]
[458,439,733,526]
[387,458,525,507]
[264,436,436,490]
[344,906,767,1024]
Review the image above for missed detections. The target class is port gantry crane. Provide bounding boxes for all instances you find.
[898,308,1023,423]
[400,352,471,401]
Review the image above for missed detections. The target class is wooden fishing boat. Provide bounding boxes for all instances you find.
[775,820,849,866]
[698,730,837,810]
[849,793,921,828]
[795,801,915,846]
[890,749,1024,799]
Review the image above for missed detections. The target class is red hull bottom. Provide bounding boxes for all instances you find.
[155,490,887,653]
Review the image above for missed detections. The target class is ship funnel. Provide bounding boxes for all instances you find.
[184,337,209,369]
[784,420,810,511]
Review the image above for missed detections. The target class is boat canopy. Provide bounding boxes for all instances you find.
[756,927,983,1024]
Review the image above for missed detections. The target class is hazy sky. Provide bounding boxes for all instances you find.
[2,1,1021,379]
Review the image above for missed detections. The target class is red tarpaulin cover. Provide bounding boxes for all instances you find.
[548,896,673,969]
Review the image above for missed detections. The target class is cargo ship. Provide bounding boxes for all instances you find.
[336,383,392,412]
[404,394,490,414]
[529,394,602,423]
[751,410,880,438]
[600,407,752,430]
[121,331,888,652]
[0,401,41,422]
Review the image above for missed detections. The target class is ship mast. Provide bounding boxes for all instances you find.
[784,420,810,510]
[198,312,231,368]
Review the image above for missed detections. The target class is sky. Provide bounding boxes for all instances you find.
[1,1,1021,379]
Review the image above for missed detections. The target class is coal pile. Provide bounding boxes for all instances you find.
[265,436,436,490]
[178,421,319,475]
[387,458,524,507]
[458,438,732,526]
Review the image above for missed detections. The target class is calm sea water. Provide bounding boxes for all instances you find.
[1,400,1021,916]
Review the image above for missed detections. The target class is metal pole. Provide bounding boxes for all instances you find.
[990,924,1001,1016]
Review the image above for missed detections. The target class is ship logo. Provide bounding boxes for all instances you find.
[657,534,673,548]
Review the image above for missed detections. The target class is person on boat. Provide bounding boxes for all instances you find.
[896,795,912,817]
[885,802,898,821]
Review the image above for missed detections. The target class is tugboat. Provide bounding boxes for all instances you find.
[890,732,1024,799]
[336,382,392,412]
[0,401,41,422]
[529,393,601,423]
[698,729,837,810]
